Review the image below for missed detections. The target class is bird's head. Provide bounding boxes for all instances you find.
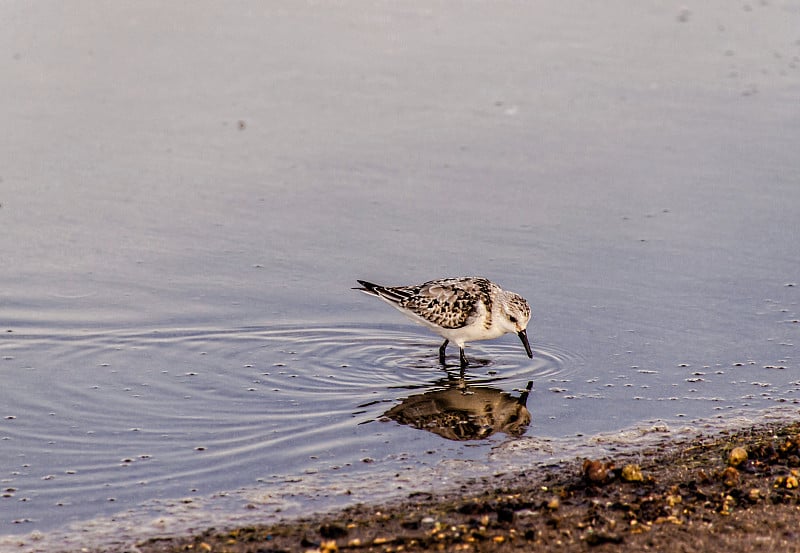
[499,292,533,358]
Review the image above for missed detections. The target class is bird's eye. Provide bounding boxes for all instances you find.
[509,316,518,324]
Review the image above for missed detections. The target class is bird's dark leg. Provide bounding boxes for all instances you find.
[438,339,449,365]
[459,347,469,369]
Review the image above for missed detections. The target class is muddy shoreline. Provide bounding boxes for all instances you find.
[135,416,800,553]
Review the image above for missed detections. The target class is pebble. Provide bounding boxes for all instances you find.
[583,459,613,484]
[720,494,736,516]
[722,467,740,488]
[319,539,338,552]
[728,447,748,467]
[776,475,799,489]
[621,464,644,483]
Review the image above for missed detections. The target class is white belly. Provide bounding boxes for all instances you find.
[435,321,506,347]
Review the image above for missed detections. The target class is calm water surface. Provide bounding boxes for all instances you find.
[2,1,799,550]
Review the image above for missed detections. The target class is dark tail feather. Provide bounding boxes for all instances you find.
[353,280,380,295]
[354,280,409,303]
[355,279,378,291]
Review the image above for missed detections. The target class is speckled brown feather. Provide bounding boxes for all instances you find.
[360,277,495,329]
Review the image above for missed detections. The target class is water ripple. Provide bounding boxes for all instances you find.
[0,323,573,534]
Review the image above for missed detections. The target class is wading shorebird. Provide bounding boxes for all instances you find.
[354,277,533,368]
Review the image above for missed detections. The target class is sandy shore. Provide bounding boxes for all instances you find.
[135,416,800,553]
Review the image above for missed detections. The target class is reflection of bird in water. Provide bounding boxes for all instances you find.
[383,381,533,441]
[354,277,533,369]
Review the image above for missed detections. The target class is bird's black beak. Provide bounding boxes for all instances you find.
[517,329,533,358]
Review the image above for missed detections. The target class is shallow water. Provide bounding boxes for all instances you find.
[2,0,800,549]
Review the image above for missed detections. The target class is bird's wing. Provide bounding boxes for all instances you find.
[396,278,492,329]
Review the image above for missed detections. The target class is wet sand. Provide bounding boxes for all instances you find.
[136,416,800,553]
